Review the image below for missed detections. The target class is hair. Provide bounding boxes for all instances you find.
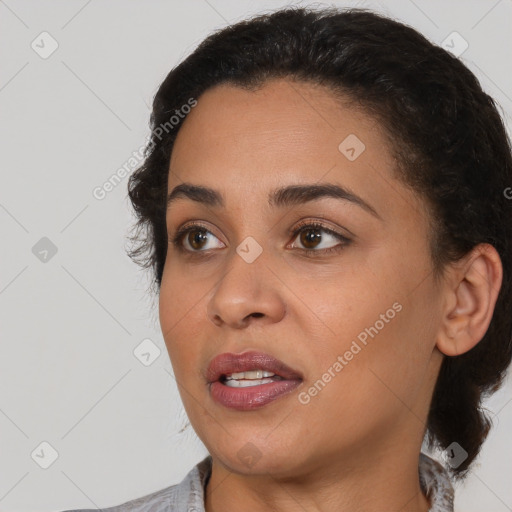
[126,6,512,482]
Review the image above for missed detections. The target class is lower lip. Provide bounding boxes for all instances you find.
[209,379,302,410]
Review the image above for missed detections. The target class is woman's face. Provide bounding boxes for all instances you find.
[159,78,446,476]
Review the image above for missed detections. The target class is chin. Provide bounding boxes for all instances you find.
[208,435,307,477]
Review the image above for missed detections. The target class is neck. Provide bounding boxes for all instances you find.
[205,442,431,512]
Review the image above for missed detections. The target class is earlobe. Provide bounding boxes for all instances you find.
[436,243,503,357]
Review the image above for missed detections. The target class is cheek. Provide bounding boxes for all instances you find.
[300,248,433,394]
[298,263,396,352]
[301,305,429,439]
[333,282,438,417]
[159,266,208,371]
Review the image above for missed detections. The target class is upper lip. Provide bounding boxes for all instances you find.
[206,350,303,383]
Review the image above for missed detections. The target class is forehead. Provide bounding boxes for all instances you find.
[168,78,427,224]
[171,78,382,164]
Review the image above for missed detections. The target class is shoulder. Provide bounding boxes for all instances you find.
[60,484,181,512]
[419,452,455,512]
[60,454,213,512]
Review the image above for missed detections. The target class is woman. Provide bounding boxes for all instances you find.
[64,5,512,512]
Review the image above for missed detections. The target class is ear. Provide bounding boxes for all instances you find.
[436,243,503,357]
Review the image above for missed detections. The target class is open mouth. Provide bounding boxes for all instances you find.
[206,350,303,384]
[220,370,286,387]
[206,352,303,410]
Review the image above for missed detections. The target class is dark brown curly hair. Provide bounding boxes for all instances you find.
[126,6,512,482]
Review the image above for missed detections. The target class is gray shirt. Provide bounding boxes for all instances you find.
[62,452,454,511]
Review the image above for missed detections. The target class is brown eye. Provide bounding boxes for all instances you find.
[172,224,225,253]
[289,222,351,256]
[187,229,209,250]
[299,228,323,249]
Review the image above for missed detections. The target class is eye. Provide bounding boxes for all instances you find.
[288,221,350,256]
[171,223,224,252]
[170,221,351,257]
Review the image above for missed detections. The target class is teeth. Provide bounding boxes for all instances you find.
[225,377,278,388]
[225,370,276,380]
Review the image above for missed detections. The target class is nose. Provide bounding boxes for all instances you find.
[206,246,286,329]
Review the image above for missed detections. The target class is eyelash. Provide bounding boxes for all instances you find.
[171,220,351,258]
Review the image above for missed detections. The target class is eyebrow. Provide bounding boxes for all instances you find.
[166,182,381,220]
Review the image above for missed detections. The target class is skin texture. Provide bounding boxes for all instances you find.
[158,78,502,512]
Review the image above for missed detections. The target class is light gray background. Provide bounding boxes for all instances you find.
[1,1,511,511]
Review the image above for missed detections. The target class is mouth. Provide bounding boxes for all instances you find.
[206,350,303,383]
[206,350,303,411]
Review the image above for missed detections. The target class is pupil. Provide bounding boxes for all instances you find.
[301,229,321,249]
[189,230,207,249]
